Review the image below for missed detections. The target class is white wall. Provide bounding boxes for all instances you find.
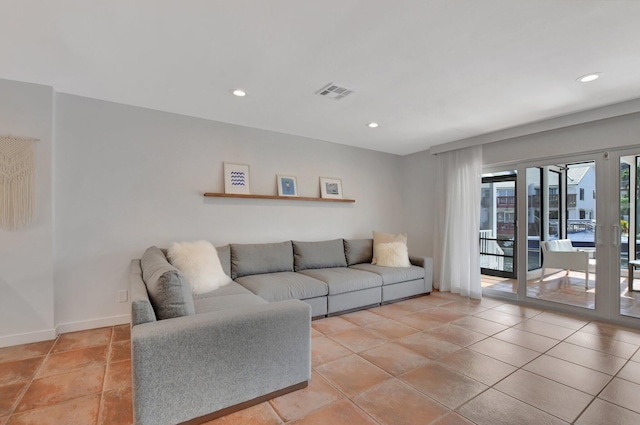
[0,79,55,347]
[53,94,405,330]
[400,149,439,257]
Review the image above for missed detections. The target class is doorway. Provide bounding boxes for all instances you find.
[480,172,517,294]
[618,153,640,320]
[480,151,640,326]
[525,161,597,309]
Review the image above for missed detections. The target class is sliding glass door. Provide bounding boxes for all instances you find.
[616,152,640,321]
[510,150,640,325]
[480,172,517,295]
[524,161,597,309]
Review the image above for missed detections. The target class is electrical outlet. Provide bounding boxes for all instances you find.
[118,290,128,303]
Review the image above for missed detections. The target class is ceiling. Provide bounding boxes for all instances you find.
[1,0,640,156]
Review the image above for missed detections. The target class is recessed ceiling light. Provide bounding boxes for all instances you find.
[232,89,246,97]
[577,73,601,83]
[367,122,379,128]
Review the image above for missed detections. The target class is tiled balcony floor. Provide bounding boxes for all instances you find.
[2,291,640,424]
[482,272,640,317]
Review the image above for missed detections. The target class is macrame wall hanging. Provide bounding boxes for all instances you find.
[0,134,38,230]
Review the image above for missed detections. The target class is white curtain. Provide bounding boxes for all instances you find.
[433,145,483,299]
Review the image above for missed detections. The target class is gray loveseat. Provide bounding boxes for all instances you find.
[130,238,432,425]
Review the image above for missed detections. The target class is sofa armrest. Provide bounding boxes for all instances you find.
[130,260,156,325]
[409,255,427,268]
[409,255,433,293]
[131,299,311,425]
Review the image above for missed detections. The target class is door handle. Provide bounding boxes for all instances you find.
[613,225,620,247]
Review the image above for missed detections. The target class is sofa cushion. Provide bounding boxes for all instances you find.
[231,241,294,279]
[350,263,426,285]
[344,239,373,265]
[235,272,328,302]
[547,239,575,252]
[141,246,195,320]
[194,293,268,314]
[193,281,253,299]
[298,268,382,295]
[292,239,347,271]
[167,240,232,295]
[372,231,407,265]
[217,245,232,277]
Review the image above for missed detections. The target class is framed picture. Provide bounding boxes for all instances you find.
[224,163,251,194]
[277,175,298,197]
[320,177,343,199]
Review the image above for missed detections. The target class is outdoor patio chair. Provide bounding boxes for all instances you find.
[540,239,593,289]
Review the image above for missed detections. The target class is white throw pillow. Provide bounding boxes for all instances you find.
[375,242,411,267]
[167,240,232,295]
[372,231,408,265]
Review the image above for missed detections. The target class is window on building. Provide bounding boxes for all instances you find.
[580,188,585,201]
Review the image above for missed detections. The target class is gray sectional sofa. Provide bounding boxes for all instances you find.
[130,238,432,425]
[229,238,432,316]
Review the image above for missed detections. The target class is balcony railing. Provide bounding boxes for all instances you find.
[496,196,515,207]
[479,230,504,271]
[527,194,576,208]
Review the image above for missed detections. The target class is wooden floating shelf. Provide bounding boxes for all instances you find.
[203,192,355,203]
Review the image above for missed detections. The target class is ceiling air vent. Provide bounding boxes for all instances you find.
[315,83,354,100]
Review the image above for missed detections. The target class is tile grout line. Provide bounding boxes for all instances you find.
[294,366,383,425]
[583,345,640,418]
[96,325,116,425]
[4,327,116,425]
[451,314,580,424]
[319,299,502,407]
[316,300,504,424]
[446,306,590,422]
[451,312,551,420]
[484,361,580,423]
[313,312,458,423]
[5,334,60,421]
[474,318,640,424]
[262,400,286,425]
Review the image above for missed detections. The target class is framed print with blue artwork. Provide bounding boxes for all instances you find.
[320,177,343,199]
[224,162,251,194]
[277,175,298,197]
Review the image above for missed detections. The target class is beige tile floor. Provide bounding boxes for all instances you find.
[2,290,640,424]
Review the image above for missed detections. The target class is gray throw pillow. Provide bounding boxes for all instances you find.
[141,246,196,320]
[216,245,232,277]
[293,239,348,271]
[230,241,294,279]
[344,239,374,265]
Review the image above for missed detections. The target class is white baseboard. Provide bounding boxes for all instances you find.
[0,315,131,348]
[56,314,131,335]
[0,328,57,349]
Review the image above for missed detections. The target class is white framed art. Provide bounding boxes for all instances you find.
[277,175,298,197]
[320,177,343,199]
[224,163,251,194]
